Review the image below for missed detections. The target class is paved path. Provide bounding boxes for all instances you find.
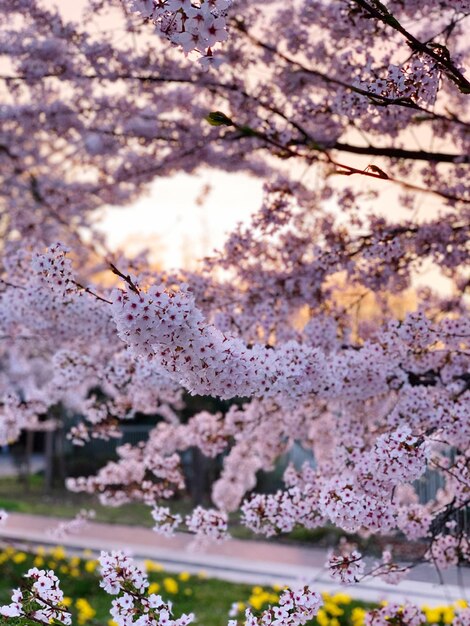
[2,512,469,607]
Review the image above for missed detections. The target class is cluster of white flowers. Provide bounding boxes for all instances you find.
[377,550,409,585]
[319,478,388,533]
[48,508,96,540]
[454,607,470,626]
[151,505,182,537]
[327,549,365,584]
[365,602,425,626]
[425,533,470,569]
[99,551,194,626]
[67,449,184,507]
[100,550,149,594]
[0,394,46,447]
[0,567,71,625]
[127,0,230,64]
[228,586,322,626]
[396,504,432,540]
[189,410,228,457]
[241,485,324,537]
[360,426,428,487]
[31,242,74,297]
[185,505,228,543]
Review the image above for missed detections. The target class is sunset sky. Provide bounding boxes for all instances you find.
[96,171,263,269]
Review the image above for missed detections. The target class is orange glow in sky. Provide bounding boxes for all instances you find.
[96,171,263,269]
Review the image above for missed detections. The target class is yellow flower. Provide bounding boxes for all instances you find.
[70,568,81,577]
[197,570,207,579]
[247,589,278,611]
[33,556,45,567]
[0,547,14,565]
[144,560,163,572]
[36,547,46,556]
[13,552,27,564]
[351,607,366,626]
[59,565,69,574]
[62,597,73,607]
[148,583,160,594]
[331,592,351,605]
[76,598,96,625]
[178,571,190,581]
[85,560,98,573]
[51,546,67,561]
[422,605,455,624]
[316,608,330,626]
[422,605,441,623]
[455,600,468,609]
[48,560,58,569]
[108,621,119,626]
[442,606,454,624]
[69,557,81,568]
[324,601,344,617]
[249,596,265,610]
[163,578,179,594]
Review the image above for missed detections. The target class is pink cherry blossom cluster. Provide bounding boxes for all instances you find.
[358,426,429,488]
[396,504,432,541]
[364,602,425,626]
[319,477,395,534]
[376,550,409,586]
[31,243,74,298]
[0,394,47,447]
[241,484,325,537]
[99,550,149,594]
[0,567,71,625]
[185,505,228,543]
[66,447,185,506]
[454,608,470,626]
[327,549,365,585]
[425,533,470,570]
[48,508,96,540]
[228,586,322,626]
[99,551,194,626]
[151,505,183,537]
[127,0,230,63]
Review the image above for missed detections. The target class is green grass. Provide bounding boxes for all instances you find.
[0,545,374,626]
[0,475,156,527]
[0,546,286,626]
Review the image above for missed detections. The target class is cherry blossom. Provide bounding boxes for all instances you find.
[0,0,469,610]
[185,506,228,543]
[365,602,426,626]
[0,567,71,625]
[229,586,322,626]
[327,550,365,585]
